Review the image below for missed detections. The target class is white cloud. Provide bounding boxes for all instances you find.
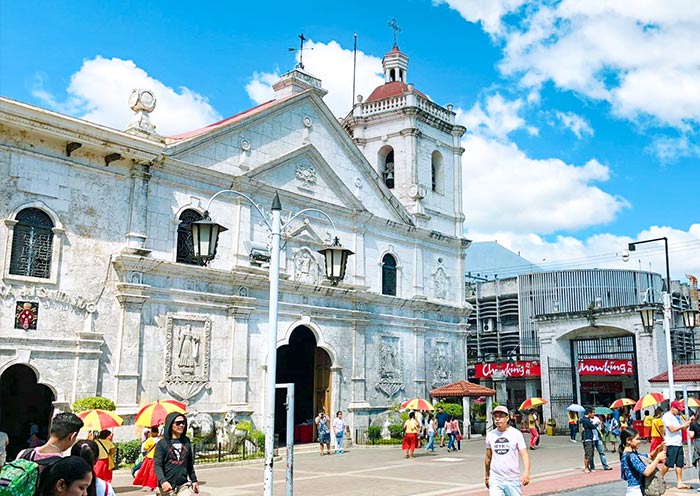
[434,0,528,36]
[442,1,700,130]
[465,224,700,282]
[458,95,625,233]
[554,111,593,139]
[245,39,385,117]
[32,56,221,136]
[647,135,700,162]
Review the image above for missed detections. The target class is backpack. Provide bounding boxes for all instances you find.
[0,449,59,496]
[634,452,666,496]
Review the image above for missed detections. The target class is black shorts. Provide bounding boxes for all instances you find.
[583,440,595,459]
[666,445,685,468]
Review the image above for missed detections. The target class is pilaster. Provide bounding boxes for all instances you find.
[124,164,152,255]
[227,306,254,412]
[114,289,149,411]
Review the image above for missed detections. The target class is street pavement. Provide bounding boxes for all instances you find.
[112,435,700,495]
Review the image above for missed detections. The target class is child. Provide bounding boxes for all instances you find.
[619,426,665,496]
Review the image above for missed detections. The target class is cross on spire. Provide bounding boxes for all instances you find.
[289,33,311,70]
[388,18,401,48]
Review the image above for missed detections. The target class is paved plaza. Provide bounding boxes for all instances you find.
[111,435,700,495]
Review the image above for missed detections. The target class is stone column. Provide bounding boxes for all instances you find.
[228,306,254,411]
[331,365,343,416]
[485,396,494,434]
[114,292,148,410]
[349,320,369,409]
[124,164,151,255]
[491,370,507,405]
[462,396,472,439]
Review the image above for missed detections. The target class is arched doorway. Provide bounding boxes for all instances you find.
[275,326,332,443]
[0,364,55,459]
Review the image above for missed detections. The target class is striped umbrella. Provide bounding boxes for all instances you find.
[77,409,123,431]
[633,393,665,411]
[610,398,636,410]
[400,398,435,411]
[134,400,187,427]
[677,398,700,410]
[519,397,548,411]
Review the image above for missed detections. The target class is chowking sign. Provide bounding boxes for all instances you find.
[474,361,541,379]
[578,359,634,376]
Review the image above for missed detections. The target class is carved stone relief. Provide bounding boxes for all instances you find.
[433,262,448,300]
[375,335,403,398]
[160,314,212,402]
[292,247,321,285]
[295,163,317,188]
[430,340,451,388]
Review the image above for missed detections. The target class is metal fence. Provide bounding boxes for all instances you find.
[191,435,278,464]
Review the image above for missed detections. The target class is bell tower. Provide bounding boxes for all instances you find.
[342,43,466,237]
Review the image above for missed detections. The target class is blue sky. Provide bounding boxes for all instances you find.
[1,0,698,281]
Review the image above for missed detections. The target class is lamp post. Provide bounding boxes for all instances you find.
[622,237,674,399]
[190,189,353,496]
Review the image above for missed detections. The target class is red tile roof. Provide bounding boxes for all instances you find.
[430,380,496,398]
[365,81,427,103]
[165,93,298,144]
[649,364,700,383]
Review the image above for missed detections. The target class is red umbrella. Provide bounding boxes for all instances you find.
[519,397,548,411]
[633,393,665,412]
[610,398,636,410]
[134,399,187,427]
[77,409,123,431]
[400,398,434,411]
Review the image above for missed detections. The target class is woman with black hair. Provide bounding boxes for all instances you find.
[71,439,115,496]
[619,426,665,496]
[38,456,92,496]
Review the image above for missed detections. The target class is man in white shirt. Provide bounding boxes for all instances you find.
[485,406,531,496]
[661,400,694,489]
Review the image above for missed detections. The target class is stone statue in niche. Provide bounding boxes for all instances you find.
[431,341,451,388]
[293,248,320,285]
[375,336,403,398]
[433,266,448,299]
[160,315,211,402]
[177,324,200,375]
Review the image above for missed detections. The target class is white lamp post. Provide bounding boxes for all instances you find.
[190,189,352,496]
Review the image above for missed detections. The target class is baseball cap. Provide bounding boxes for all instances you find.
[671,400,684,410]
[492,406,509,415]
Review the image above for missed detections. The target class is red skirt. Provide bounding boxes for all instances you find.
[133,457,158,489]
[402,432,418,450]
[94,458,113,483]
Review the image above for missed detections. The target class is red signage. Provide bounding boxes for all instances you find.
[474,361,541,379]
[578,359,633,376]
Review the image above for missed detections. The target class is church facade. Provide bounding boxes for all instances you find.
[0,45,471,447]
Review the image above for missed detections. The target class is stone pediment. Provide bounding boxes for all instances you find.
[246,145,408,224]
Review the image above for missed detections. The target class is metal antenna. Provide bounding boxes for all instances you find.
[388,18,401,48]
[288,33,311,70]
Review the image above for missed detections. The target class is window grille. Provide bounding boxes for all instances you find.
[176,209,205,265]
[381,254,397,296]
[9,208,54,278]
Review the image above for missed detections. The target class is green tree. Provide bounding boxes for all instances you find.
[72,396,116,413]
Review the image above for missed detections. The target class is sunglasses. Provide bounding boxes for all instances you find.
[174,421,186,426]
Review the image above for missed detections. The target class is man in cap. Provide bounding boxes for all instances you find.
[661,400,694,490]
[484,406,530,496]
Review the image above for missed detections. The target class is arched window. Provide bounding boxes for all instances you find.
[378,146,395,189]
[381,254,397,296]
[176,209,205,265]
[431,150,443,193]
[9,208,54,279]
[389,68,396,82]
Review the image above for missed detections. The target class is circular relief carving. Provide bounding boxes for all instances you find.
[354,177,362,188]
[303,116,313,128]
[129,89,157,113]
[240,139,251,151]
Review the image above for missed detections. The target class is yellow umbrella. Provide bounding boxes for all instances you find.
[633,393,665,411]
[134,400,187,427]
[678,398,700,409]
[400,398,435,411]
[77,409,123,431]
[519,397,548,411]
[610,398,636,410]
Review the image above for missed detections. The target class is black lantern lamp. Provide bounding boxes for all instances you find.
[190,212,228,263]
[318,237,354,286]
[639,305,658,330]
[682,309,699,329]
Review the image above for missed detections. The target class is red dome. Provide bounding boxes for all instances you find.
[365,81,426,103]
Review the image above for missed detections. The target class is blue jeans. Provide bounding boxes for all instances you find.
[488,476,522,496]
[335,433,344,453]
[425,432,435,451]
[590,440,608,469]
[447,433,456,450]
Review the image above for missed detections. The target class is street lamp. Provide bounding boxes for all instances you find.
[622,237,674,399]
[190,189,352,496]
[682,308,699,329]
